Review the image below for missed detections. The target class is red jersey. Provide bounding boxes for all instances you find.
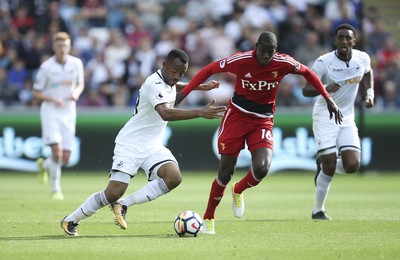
[183,50,330,117]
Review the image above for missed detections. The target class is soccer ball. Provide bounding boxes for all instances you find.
[174,210,203,237]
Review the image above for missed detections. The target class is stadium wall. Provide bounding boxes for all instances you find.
[0,109,398,173]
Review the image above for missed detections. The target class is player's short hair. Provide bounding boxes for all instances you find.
[166,49,189,64]
[53,32,71,42]
[335,23,357,36]
[257,31,277,46]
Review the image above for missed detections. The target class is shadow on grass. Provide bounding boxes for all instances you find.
[0,233,180,241]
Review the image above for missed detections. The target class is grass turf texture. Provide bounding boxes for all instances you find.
[0,171,399,260]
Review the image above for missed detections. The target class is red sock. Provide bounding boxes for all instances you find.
[203,178,226,220]
[234,169,261,194]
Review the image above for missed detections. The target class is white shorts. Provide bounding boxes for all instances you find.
[313,115,360,156]
[41,111,75,151]
[109,144,178,184]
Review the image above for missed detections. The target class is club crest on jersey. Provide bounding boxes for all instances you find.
[272,71,278,78]
[219,59,226,68]
[157,91,164,99]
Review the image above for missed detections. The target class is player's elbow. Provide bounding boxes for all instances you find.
[302,86,313,97]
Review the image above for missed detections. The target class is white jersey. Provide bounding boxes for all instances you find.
[115,70,176,154]
[33,55,84,118]
[312,50,371,126]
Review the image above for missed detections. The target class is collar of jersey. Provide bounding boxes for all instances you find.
[156,70,172,87]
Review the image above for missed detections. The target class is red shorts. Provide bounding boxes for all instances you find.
[217,105,274,156]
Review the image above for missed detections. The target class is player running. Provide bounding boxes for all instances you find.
[60,49,226,236]
[177,31,343,234]
[302,23,374,220]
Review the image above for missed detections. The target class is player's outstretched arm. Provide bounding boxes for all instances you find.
[303,83,341,97]
[176,80,220,92]
[301,66,343,124]
[156,100,226,121]
[199,99,226,119]
[175,62,219,105]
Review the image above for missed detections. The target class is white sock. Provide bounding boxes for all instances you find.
[43,157,51,169]
[66,191,109,224]
[48,158,62,193]
[313,172,332,214]
[336,158,346,174]
[119,178,169,207]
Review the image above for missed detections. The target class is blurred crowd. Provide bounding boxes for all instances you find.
[0,0,399,110]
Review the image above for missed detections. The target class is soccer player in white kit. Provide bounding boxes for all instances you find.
[60,49,226,236]
[33,32,85,200]
[303,24,374,220]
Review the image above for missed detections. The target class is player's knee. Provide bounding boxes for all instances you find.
[253,164,269,179]
[165,173,182,190]
[344,160,360,174]
[322,162,336,175]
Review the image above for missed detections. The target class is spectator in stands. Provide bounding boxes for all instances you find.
[85,51,111,92]
[135,37,157,78]
[11,5,35,34]
[376,36,400,70]
[59,0,81,36]
[135,0,164,35]
[379,80,400,110]
[324,0,356,22]
[331,2,360,32]
[18,78,37,107]
[72,26,96,64]
[294,30,327,67]
[79,88,108,107]
[80,0,107,27]
[124,14,153,49]
[7,58,29,95]
[0,67,17,106]
[165,5,190,38]
[104,29,131,66]
[362,6,380,35]
[366,19,391,55]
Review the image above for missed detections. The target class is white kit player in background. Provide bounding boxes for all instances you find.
[302,23,374,220]
[33,32,85,200]
[60,49,226,236]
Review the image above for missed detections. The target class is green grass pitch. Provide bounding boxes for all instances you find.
[0,170,399,260]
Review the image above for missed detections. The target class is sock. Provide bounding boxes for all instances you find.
[234,168,261,194]
[66,191,110,224]
[48,158,62,193]
[203,178,226,220]
[43,157,51,169]
[119,178,169,207]
[336,158,346,174]
[312,172,332,214]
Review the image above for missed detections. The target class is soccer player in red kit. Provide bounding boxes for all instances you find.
[176,31,343,234]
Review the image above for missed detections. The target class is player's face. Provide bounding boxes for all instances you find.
[162,58,188,86]
[335,29,356,56]
[53,39,71,59]
[255,42,276,65]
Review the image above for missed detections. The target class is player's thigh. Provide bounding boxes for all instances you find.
[338,125,361,169]
[141,147,179,181]
[217,110,249,156]
[41,116,62,145]
[313,115,339,155]
[61,117,76,151]
[337,125,361,153]
[110,144,144,181]
[246,119,274,152]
